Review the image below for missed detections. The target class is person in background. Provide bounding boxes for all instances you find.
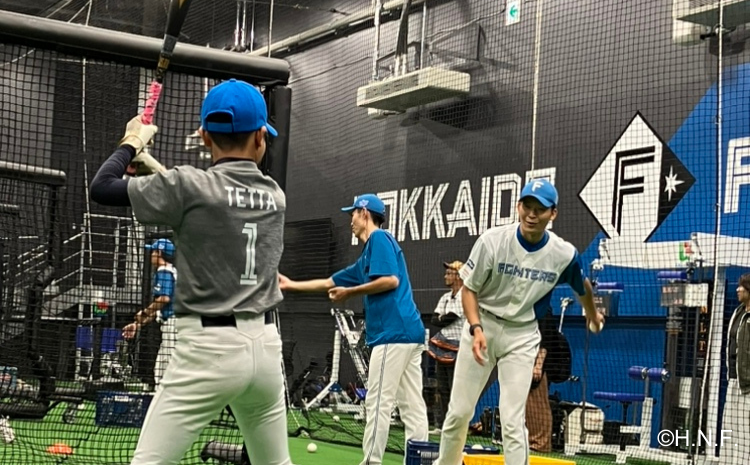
[122,238,177,389]
[428,260,465,435]
[720,273,750,465]
[525,313,555,452]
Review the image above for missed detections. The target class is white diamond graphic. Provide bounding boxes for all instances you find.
[578,113,663,242]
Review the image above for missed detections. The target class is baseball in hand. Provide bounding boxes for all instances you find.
[588,320,604,333]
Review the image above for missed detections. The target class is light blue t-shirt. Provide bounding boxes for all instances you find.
[152,265,176,320]
[332,229,425,347]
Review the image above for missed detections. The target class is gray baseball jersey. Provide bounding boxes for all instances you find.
[127,160,285,316]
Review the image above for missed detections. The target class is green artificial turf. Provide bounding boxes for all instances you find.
[0,402,670,465]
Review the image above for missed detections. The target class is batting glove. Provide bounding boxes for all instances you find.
[119,115,158,154]
[130,147,166,176]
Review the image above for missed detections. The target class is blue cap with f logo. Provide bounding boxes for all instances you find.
[520,179,558,208]
[341,194,386,216]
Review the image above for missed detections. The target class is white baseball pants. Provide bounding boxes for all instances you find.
[360,342,429,465]
[154,318,175,387]
[435,314,540,465]
[719,378,750,465]
[130,313,291,465]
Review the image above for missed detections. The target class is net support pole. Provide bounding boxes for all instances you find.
[705,2,725,460]
[704,268,725,459]
[0,9,289,85]
[47,185,62,266]
[262,86,292,192]
[0,161,66,187]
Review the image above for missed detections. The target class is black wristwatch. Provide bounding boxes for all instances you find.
[469,323,483,336]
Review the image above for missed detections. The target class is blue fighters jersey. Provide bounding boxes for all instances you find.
[153,264,176,320]
[332,229,425,347]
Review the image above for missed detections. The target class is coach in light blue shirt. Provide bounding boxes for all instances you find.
[331,199,425,347]
[279,193,428,465]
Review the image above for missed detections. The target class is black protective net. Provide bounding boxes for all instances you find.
[274,1,750,465]
[0,38,249,464]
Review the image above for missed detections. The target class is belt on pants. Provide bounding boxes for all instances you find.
[200,312,275,328]
[479,308,535,327]
[480,308,508,322]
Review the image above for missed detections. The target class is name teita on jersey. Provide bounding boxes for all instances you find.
[225,186,278,210]
[497,263,558,283]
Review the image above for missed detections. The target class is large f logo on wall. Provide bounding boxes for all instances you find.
[579,112,695,241]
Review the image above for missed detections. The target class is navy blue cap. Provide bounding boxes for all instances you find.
[520,179,558,208]
[341,194,386,216]
[145,238,175,258]
[200,79,277,136]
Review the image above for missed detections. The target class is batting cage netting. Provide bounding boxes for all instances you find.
[0,4,289,464]
[1,0,750,465]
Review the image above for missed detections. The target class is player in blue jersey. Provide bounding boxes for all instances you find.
[434,179,605,465]
[122,238,177,388]
[279,193,429,465]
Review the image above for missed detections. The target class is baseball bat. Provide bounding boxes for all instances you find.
[141,0,194,125]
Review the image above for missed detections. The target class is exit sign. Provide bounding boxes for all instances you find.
[506,0,520,25]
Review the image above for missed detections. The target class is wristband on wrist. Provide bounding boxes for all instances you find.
[469,323,483,336]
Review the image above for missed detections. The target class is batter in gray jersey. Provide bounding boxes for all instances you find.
[90,79,292,465]
[129,162,285,316]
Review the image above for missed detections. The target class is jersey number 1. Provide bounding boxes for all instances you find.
[241,223,258,285]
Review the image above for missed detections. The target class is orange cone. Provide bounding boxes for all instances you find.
[47,443,73,455]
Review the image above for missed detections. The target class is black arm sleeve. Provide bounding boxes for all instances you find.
[431,312,460,328]
[90,145,135,207]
